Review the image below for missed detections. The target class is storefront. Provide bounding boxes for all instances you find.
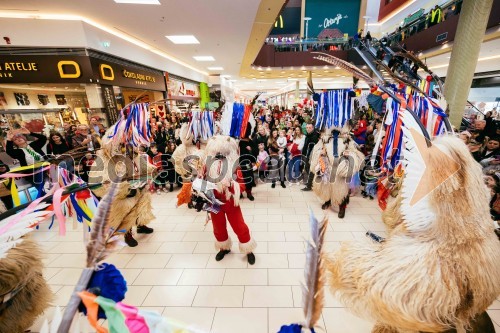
[0,49,166,132]
[165,73,201,115]
[89,51,166,124]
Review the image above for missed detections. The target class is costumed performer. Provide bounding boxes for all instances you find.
[327,132,500,332]
[309,125,364,218]
[89,127,156,247]
[201,135,257,264]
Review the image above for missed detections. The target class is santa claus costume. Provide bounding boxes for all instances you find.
[202,135,257,264]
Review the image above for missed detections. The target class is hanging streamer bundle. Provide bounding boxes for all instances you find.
[314,90,353,130]
[220,102,253,138]
[108,103,151,148]
[188,110,214,140]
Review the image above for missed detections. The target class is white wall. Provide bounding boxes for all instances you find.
[0,18,207,83]
[469,87,500,103]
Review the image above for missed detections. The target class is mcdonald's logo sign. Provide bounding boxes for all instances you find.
[57,60,81,79]
[274,15,284,28]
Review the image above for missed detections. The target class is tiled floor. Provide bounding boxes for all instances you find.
[29,183,500,333]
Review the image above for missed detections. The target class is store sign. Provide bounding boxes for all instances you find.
[0,55,94,83]
[101,85,119,124]
[269,6,301,36]
[305,0,361,38]
[90,58,165,91]
[166,76,200,99]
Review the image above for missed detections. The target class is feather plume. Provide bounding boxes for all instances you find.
[86,180,120,268]
[311,52,376,85]
[302,211,328,329]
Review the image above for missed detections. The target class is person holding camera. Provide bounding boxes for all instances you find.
[72,124,101,151]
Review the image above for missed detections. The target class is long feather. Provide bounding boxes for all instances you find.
[86,179,120,268]
[311,52,377,85]
[302,211,328,329]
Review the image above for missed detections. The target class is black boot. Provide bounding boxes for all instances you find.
[247,193,255,201]
[280,181,286,188]
[124,231,138,247]
[215,249,231,261]
[169,184,174,192]
[321,200,331,210]
[271,182,276,188]
[247,252,256,265]
[338,205,346,219]
[137,225,154,234]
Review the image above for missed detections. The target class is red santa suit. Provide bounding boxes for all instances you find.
[202,136,257,254]
[210,169,255,253]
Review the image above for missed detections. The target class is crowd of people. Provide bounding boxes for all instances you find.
[1,100,498,224]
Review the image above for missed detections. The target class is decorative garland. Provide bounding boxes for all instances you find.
[314,90,353,130]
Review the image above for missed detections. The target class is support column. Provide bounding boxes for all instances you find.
[444,0,494,128]
[295,80,300,103]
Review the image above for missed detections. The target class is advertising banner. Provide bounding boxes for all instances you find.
[305,0,361,38]
[167,77,200,100]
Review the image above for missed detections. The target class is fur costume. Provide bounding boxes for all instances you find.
[0,237,52,332]
[327,135,500,332]
[89,127,155,233]
[172,123,206,181]
[309,126,364,217]
[202,135,256,254]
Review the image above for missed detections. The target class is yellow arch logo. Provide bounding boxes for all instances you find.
[57,61,81,79]
[274,15,284,28]
[100,64,115,81]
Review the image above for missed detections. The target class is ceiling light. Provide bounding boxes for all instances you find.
[207,66,223,71]
[166,35,199,44]
[266,67,271,71]
[220,75,231,78]
[114,0,160,3]
[193,56,215,61]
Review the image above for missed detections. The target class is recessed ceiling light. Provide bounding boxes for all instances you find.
[114,0,160,4]
[207,66,223,71]
[166,35,199,44]
[193,56,215,61]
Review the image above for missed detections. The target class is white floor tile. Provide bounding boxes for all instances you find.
[193,286,244,307]
[268,269,304,285]
[167,254,210,268]
[268,241,305,254]
[142,286,197,306]
[133,268,183,285]
[163,307,215,332]
[211,308,267,333]
[48,268,84,285]
[120,242,162,254]
[178,269,225,286]
[124,285,153,306]
[223,269,268,286]
[243,286,294,307]
[125,253,171,268]
[157,241,197,253]
[206,254,249,268]
[248,254,288,269]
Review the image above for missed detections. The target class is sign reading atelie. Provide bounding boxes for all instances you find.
[0,55,94,83]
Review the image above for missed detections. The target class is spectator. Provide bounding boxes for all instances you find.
[72,124,101,151]
[148,144,168,194]
[268,144,286,188]
[89,117,106,137]
[256,142,269,182]
[5,128,46,167]
[0,162,13,210]
[253,125,269,150]
[288,126,305,183]
[301,123,320,191]
[47,132,71,156]
[239,126,257,201]
[65,124,77,149]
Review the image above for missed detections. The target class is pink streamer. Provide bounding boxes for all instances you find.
[116,302,150,333]
[0,192,52,235]
[52,186,67,235]
[0,165,51,179]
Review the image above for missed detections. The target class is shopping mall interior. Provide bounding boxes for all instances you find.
[0,0,500,332]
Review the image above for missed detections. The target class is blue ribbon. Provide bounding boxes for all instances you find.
[332,131,339,157]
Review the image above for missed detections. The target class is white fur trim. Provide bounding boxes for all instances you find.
[214,238,232,251]
[238,238,257,254]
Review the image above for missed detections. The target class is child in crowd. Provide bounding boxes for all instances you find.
[277,129,288,161]
[268,144,286,189]
[80,152,95,183]
[256,142,269,182]
[148,144,168,194]
[163,141,180,191]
